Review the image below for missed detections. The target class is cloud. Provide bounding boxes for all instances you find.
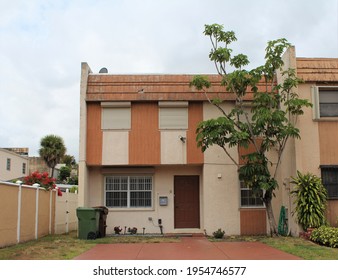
[0,0,337,160]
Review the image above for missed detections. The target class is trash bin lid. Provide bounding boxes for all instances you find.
[76,207,101,219]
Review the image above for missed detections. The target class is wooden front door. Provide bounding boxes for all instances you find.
[174,175,200,228]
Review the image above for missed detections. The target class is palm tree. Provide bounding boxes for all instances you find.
[39,134,66,178]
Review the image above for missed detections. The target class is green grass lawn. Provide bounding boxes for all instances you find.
[0,232,179,260]
[1,232,337,260]
[260,236,338,260]
[210,235,338,260]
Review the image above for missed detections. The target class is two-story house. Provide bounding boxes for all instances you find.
[78,47,338,236]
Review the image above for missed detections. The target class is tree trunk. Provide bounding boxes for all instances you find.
[264,190,278,236]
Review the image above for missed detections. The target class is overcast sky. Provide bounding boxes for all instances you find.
[0,0,337,160]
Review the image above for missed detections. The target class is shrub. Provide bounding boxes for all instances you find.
[310,226,338,248]
[69,186,78,193]
[213,228,225,239]
[290,171,327,231]
[58,166,71,183]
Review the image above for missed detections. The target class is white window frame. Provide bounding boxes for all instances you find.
[240,181,265,208]
[312,86,338,120]
[104,175,153,209]
[101,102,131,130]
[159,101,188,129]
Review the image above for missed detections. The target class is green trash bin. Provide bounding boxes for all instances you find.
[76,207,100,240]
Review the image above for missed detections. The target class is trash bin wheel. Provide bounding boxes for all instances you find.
[87,231,96,240]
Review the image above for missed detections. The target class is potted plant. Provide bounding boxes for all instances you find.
[114,226,122,234]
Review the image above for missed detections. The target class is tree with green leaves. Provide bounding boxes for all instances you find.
[190,24,312,235]
[58,165,71,183]
[39,134,67,178]
[61,154,76,167]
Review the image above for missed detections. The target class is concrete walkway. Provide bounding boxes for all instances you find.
[74,237,301,260]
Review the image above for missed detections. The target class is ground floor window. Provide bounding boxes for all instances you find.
[105,175,152,208]
[321,166,338,199]
[240,181,264,207]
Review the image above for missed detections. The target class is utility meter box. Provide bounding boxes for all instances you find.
[159,196,168,206]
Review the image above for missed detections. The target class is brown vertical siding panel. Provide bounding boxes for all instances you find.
[129,103,160,164]
[238,139,263,165]
[187,102,204,164]
[240,208,267,235]
[86,103,102,165]
[326,200,338,227]
[318,122,338,164]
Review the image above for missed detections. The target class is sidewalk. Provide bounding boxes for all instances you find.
[74,237,301,260]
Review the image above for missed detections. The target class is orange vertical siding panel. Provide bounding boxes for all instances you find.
[240,208,267,235]
[129,103,160,165]
[86,103,102,165]
[238,139,263,165]
[319,122,338,165]
[187,102,204,164]
[326,200,338,227]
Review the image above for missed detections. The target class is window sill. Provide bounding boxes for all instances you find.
[240,206,266,209]
[106,207,155,212]
[314,117,338,122]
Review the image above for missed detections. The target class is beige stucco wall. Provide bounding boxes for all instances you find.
[295,83,321,175]
[86,165,203,234]
[202,163,240,235]
[102,131,129,165]
[270,47,320,235]
[203,103,238,165]
[202,102,260,235]
[160,131,187,164]
[78,62,92,207]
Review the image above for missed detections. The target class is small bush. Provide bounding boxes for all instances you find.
[310,226,338,248]
[213,228,225,239]
[290,171,327,230]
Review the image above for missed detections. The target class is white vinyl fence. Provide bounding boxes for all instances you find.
[54,189,78,234]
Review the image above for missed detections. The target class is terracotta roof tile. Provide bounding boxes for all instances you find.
[86,74,270,102]
[297,58,338,82]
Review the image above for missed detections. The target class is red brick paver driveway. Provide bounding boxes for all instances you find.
[74,237,301,260]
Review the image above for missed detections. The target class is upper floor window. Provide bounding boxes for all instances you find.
[101,102,131,130]
[159,101,188,129]
[6,158,11,171]
[321,166,338,199]
[312,87,338,119]
[22,163,26,174]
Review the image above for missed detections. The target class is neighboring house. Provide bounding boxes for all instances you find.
[0,148,29,181]
[78,47,338,236]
